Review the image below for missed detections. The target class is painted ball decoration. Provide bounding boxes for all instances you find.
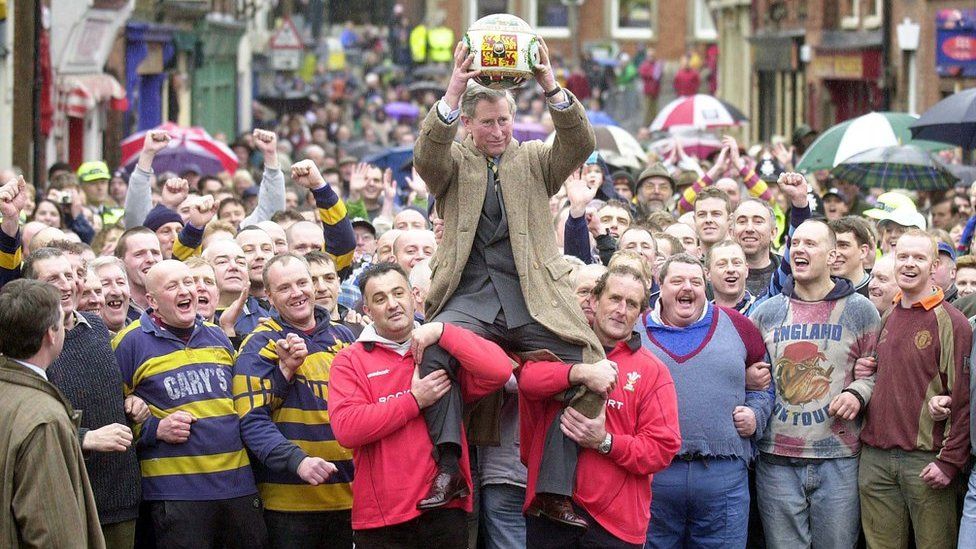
[464,14,540,90]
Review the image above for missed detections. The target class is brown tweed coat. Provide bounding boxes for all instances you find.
[414,91,604,367]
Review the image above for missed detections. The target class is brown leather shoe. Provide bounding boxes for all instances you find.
[417,469,469,510]
[527,494,589,530]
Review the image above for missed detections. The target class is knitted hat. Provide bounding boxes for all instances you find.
[636,163,674,190]
[143,204,183,232]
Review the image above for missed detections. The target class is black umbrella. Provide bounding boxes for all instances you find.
[256,93,315,116]
[408,80,446,99]
[909,88,976,149]
[412,64,450,79]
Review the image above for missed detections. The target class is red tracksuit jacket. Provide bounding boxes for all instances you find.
[518,334,681,544]
[329,324,512,530]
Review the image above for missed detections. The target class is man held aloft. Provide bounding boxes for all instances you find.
[412,39,605,525]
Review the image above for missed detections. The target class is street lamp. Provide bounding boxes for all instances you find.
[896,17,920,115]
[560,0,584,68]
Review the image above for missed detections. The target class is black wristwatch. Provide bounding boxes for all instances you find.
[544,86,563,98]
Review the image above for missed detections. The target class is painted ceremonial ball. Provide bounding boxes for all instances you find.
[464,14,540,90]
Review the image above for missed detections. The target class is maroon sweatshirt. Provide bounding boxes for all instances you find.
[860,289,972,478]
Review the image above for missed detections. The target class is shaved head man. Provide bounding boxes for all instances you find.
[287,221,325,256]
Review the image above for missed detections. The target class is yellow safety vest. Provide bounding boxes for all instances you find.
[427,26,454,63]
[410,25,428,63]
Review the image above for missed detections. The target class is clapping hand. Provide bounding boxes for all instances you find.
[276,333,309,380]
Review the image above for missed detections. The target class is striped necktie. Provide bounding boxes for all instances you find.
[488,158,499,191]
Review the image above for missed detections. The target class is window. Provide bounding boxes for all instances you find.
[611,0,656,39]
[469,0,514,26]
[842,0,882,30]
[693,0,717,41]
[528,0,570,38]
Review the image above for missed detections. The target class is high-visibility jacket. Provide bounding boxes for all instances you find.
[410,25,427,63]
[427,26,454,63]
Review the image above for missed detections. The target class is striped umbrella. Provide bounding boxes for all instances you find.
[830,144,959,191]
[119,122,239,176]
[649,94,748,131]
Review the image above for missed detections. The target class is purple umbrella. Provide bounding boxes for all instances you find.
[384,101,420,122]
[513,121,549,142]
[122,146,227,177]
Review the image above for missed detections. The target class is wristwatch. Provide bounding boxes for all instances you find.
[597,433,612,455]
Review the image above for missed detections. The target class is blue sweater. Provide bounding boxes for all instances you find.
[640,303,772,461]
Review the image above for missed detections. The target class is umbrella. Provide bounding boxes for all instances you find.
[384,101,420,122]
[650,94,747,131]
[407,80,446,99]
[256,92,314,115]
[909,88,976,149]
[119,122,238,175]
[363,145,415,204]
[513,121,549,142]
[647,129,723,160]
[587,110,618,126]
[830,144,959,191]
[948,164,976,188]
[545,125,646,169]
[412,65,451,80]
[342,141,385,160]
[795,112,953,173]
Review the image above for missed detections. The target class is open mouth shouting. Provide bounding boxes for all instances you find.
[175,297,194,314]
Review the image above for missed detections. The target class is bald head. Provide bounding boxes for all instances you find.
[22,221,52,253]
[286,221,325,256]
[146,260,191,293]
[375,229,402,264]
[257,220,288,255]
[393,230,436,273]
[30,226,68,253]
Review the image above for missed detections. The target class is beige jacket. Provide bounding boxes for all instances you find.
[414,91,604,366]
[0,358,105,548]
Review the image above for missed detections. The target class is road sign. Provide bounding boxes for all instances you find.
[270,17,303,51]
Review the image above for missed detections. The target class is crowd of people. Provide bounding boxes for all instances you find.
[2,25,976,549]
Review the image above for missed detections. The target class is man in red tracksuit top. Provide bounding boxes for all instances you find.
[519,265,682,548]
[329,263,512,548]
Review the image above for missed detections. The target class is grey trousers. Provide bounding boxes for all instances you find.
[422,307,584,497]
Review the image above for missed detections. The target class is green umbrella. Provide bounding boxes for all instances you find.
[795,112,952,173]
[830,144,959,191]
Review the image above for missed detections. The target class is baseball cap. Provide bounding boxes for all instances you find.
[938,242,957,262]
[822,187,846,201]
[242,186,259,199]
[77,161,111,183]
[351,217,376,237]
[864,192,916,220]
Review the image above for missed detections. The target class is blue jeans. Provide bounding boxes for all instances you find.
[960,466,976,547]
[480,483,526,549]
[756,454,859,549]
[647,456,749,549]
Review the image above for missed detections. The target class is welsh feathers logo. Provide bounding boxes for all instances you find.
[624,371,641,392]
